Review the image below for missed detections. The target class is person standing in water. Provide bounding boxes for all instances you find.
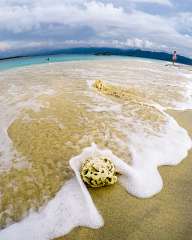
[172,50,177,65]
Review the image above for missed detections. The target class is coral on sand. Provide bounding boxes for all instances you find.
[93,80,166,129]
[81,156,117,188]
[93,79,143,101]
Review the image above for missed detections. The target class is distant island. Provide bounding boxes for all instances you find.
[0,47,192,65]
[94,52,112,56]
[0,56,29,61]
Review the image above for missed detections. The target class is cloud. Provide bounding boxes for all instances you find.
[172,12,192,35]
[0,0,191,57]
[128,0,172,6]
[0,1,126,33]
[0,1,174,36]
[0,42,11,51]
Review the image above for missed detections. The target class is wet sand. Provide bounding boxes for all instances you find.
[55,109,192,240]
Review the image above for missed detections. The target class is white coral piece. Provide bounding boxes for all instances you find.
[81,156,117,187]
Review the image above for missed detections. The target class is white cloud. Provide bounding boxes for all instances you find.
[172,12,192,34]
[0,0,191,57]
[0,1,175,36]
[0,42,11,51]
[128,0,172,6]
[0,1,126,32]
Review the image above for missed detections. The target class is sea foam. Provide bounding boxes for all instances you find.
[0,60,192,239]
[0,111,191,239]
[0,83,56,170]
[0,146,104,240]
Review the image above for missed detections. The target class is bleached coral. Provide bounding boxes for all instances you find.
[81,156,117,187]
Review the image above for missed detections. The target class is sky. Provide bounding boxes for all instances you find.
[0,0,192,57]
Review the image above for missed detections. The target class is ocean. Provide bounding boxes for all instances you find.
[0,54,136,71]
[0,56,192,239]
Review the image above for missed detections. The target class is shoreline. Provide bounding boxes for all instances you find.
[56,109,192,240]
[0,59,191,239]
[0,54,191,73]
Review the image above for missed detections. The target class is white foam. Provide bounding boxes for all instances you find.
[0,148,104,240]
[169,72,192,110]
[1,112,191,239]
[1,60,192,239]
[0,84,56,170]
[178,72,192,79]
[121,115,192,197]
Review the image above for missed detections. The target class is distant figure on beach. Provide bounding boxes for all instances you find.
[172,51,177,65]
[47,57,50,62]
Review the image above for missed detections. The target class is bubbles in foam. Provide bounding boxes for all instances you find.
[0,59,192,239]
[0,145,105,240]
[1,116,191,239]
[0,70,56,170]
[0,177,103,240]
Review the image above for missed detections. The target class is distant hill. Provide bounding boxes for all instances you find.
[47,48,192,65]
[0,47,192,65]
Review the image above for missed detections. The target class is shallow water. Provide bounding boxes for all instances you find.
[0,59,192,238]
[60,110,192,240]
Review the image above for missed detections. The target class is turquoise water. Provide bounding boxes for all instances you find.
[0,54,95,71]
[0,54,130,71]
[0,54,163,71]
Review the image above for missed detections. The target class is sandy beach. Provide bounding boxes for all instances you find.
[57,110,192,240]
[0,60,192,240]
[0,0,192,239]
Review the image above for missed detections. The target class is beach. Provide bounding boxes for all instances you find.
[0,58,192,239]
[59,109,192,240]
